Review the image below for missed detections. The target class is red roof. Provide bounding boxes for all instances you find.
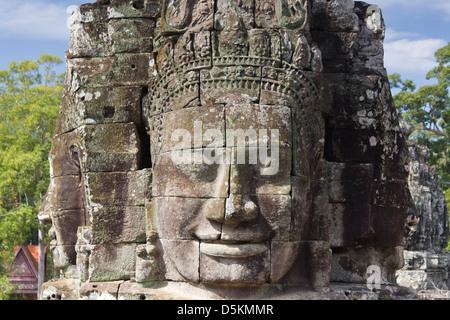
[13,246,45,271]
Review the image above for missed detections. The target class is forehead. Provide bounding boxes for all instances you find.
[153,103,292,153]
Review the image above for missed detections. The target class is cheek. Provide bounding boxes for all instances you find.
[154,197,222,240]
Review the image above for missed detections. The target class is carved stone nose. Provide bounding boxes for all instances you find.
[224,194,258,225]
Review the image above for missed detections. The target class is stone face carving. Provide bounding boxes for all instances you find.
[39,0,416,300]
[396,142,449,290]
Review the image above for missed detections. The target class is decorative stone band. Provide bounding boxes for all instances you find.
[148,55,321,118]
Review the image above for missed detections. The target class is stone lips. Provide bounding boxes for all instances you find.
[200,242,268,258]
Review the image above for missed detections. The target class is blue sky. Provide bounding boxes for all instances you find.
[0,0,448,88]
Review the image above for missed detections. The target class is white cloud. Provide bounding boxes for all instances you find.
[0,0,74,40]
[384,28,422,42]
[384,38,447,75]
[370,0,450,16]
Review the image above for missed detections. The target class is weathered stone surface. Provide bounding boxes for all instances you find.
[159,104,225,152]
[221,195,292,242]
[331,246,404,285]
[41,279,81,300]
[44,176,85,212]
[311,0,359,32]
[157,239,199,282]
[55,86,143,134]
[79,281,122,300]
[51,210,86,245]
[48,131,83,178]
[68,20,111,58]
[107,0,161,19]
[85,169,151,207]
[39,0,417,300]
[226,104,292,148]
[154,197,223,240]
[89,243,137,281]
[91,206,146,244]
[396,142,450,290]
[152,149,229,198]
[291,177,329,242]
[229,147,292,195]
[135,244,159,283]
[270,241,304,283]
[200,242,270,284]
[292,107,325,179]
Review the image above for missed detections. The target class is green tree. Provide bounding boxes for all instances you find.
[389,43,450,250]
[0,55,63,299]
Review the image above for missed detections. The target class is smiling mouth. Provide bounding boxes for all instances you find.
[200,242,268,258]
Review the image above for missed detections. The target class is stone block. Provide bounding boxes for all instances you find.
[157,239,200,282]
[86,169,151,207]
[112,53,152,85]
[52,210,86,245]
[66,57,115,89]
[327,162,373,182]
[41,279,81,300]
[66,54,152,89]
[45,176,85,212]
[135,244,159,283]
[91,206,146,244]
[108,18,156,40]
[230,147,291,195]
[79,281,122,300]
[372,206,407,247]
[159,104,225,153]
[89,243,137,281]
[200,64,261,105]
[306,241,332,289]
[225,104,292,148]
[330,246,404,285]
[152,149,230,198]
[50,244,77,270]
[254,0,308,30]
[80,123,142,172]
[68,21,111,58]
[329,203,373,248]
[291,177,329,242]
[75,3,109,23]
[108,0,161,19]
[49,131,83,178]
[199,242,270,284]
[312,30,386,76]
[372,181,411,208]
[311,31,358,74]
[325,128,381,163]
[323,73,390,118]
[215,0,255,30]
[328,179,372,204]
[311,0,359,32]
[292,107,325,179]
[55,86,144,135]
[79,86,143,125]
[112,37,153,54]
[270,241,304,283]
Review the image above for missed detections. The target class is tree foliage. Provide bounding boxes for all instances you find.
[389,43,450,186]
[0,55,63,299]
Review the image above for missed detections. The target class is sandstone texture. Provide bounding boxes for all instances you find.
[39,0,421,300]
